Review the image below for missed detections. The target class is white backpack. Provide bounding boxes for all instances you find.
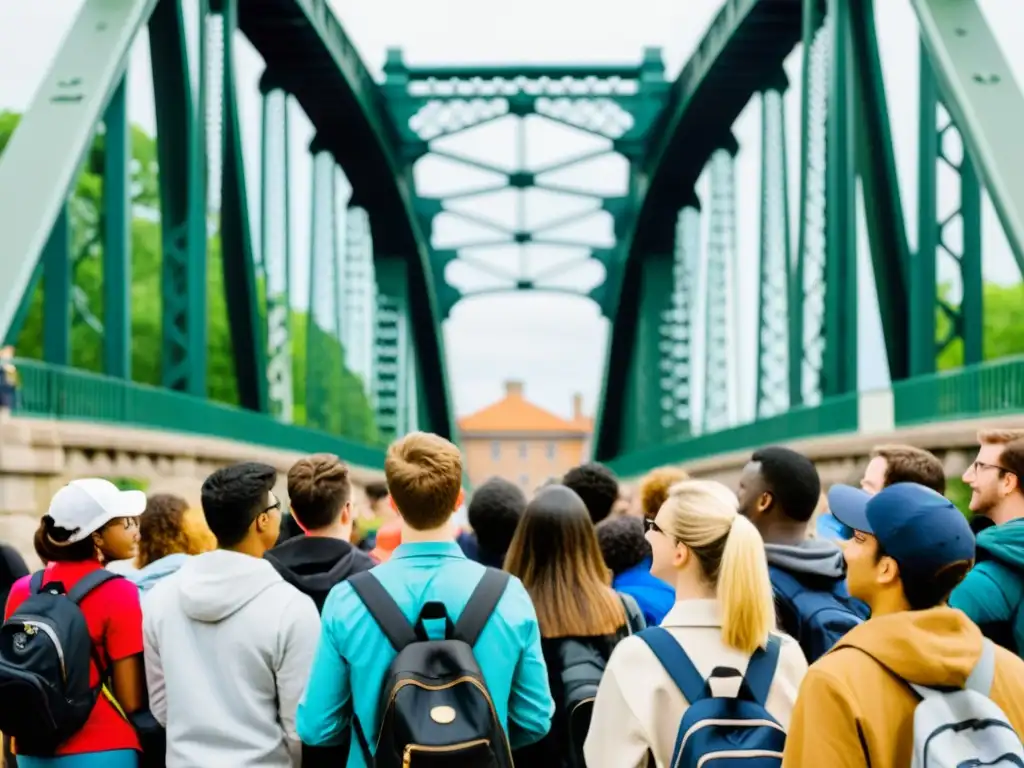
[910,639,1024,768]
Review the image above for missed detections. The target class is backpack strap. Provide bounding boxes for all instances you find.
[637,626,706,704]
[909,638,997,701]
[29,570,45,595]
[618,593,645,635]
[67,569,122,604]
[454,568,510,646]
[348,571,418,652]
[742,634,782,706]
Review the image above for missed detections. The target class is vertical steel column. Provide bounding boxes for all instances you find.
[913,46,984,373]
[703,146,738,433]
[668,206,700,438]
[150,0,208,396]
[756,86,791,419]
[306,145,337,431]
[791,0,830,407]
[102,76,131,379]
[218,0,266,412]
[850,0,910,382]
[260,82,293,423]
[374,257,408,442]
[822,0,858,397]
[42,208,71,365]
[639,250,674,448]
[3,261,43,347]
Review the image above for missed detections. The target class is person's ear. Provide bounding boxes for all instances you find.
[672,540,689,569]
[254,511,270,534]
[455,488,465,511]
[876,554,900,587]
[757,491,773,514]
[340,500,353,525]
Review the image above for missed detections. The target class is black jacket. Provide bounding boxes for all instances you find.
[265,535,375,613]
[0,543,28,613]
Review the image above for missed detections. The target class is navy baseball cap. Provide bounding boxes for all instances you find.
[827,482,975,581]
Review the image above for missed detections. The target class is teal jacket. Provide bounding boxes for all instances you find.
[296,541,554,766]
[949,519,1024,655]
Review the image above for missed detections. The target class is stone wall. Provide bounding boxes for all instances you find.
[0,417,384,567]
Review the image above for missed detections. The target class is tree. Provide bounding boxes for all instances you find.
[937,282,1024,370]
[0,111,379,443]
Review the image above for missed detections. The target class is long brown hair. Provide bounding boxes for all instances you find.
[504,484,625,638]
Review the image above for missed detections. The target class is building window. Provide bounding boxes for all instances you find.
[519,442,528,459]
[546,442,556,460]
[491,441,500,460]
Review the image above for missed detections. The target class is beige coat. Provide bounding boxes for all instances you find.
[583,599,808,768]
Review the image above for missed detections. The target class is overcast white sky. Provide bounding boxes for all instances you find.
[1,0,1022,424]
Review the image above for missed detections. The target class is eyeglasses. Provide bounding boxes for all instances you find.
[971,460,1016,477]
[643,517,665,536]
[263,496,282,515]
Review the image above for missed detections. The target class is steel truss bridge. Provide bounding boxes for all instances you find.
[0,0,1022,474]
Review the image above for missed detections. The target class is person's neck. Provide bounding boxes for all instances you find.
[305,521,352,541]
[865,588,912,618]
[223,538,266,559]
[672,575,716,602]
[758,517,808,547]
[401,519,455,544]
[990,496,1024,526]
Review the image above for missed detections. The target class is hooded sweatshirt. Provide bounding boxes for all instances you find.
[265,536,374,612]
[949,518,1024,655]
[782,608,1024,768]
[142,549,321,768]
[130,553,189,594]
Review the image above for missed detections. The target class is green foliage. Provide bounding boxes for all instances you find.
[1,110,378,443]
[945,476,973,519]
[937,282,1024,370]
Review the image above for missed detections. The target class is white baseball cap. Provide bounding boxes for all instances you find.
[47,478,147,542]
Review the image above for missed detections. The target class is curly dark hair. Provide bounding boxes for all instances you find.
[596,516,651,576]
[138,494,214,568]
[562,462,619,525]
[467,477,526,560]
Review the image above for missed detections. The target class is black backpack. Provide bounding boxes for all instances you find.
[0,570,121,755]
[561,594,645,768]
[769,566,866,663]
[349,568,514,768]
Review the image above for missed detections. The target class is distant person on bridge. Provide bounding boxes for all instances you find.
[738,447,867,662]
[462,476,527,569]
[0,346,18,423]
[949,431,1024,657]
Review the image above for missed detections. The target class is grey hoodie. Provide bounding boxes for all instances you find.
[142,549,321,768]
[764,539,847,583]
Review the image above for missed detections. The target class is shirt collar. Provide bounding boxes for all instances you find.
[660,598,721,628]
[390,541,467,561]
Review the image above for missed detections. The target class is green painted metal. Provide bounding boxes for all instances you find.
[150,0,208,397]
[703,145,738,433]
[756,86,791,419]
[822,0,857,398]
[911,0,1024,276]
[893,356,1024,426]
[381,48,668,319]
[102,77,131,380]
[4,261,43,349]
[13,358,385,470]
[42,208,71,366]
[609,394,861,481]
[374,257,408,440]
[260,83,294,423]
[790,0,830,408]
[913,47,985,375]
[217,0,268,413]
[0,0,159,343]
[850,0,910,383]
[306,146,339,432]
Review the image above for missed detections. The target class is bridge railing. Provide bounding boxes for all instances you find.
[10,359,385,470]
[608,355,1024,478]
[893,355,1024,427]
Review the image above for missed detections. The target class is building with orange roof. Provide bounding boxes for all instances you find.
[458,380,593,493]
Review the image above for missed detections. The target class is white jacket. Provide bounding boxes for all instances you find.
[143,549,321,767]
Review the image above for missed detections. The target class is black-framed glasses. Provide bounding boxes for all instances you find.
[263,496,282,515]
[972,460,1016,477]
[643,517,665,536]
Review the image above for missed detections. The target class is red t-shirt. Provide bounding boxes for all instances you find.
[4,560,143,755]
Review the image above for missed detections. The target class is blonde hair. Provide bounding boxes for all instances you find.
[385,432,463,530]
[660,480,775,654]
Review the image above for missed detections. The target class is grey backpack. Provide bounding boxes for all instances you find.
[910,639,1024,768]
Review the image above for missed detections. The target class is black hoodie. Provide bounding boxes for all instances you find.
[264,535,374,613]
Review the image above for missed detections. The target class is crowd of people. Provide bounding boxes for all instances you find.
[0,429,1022,767]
